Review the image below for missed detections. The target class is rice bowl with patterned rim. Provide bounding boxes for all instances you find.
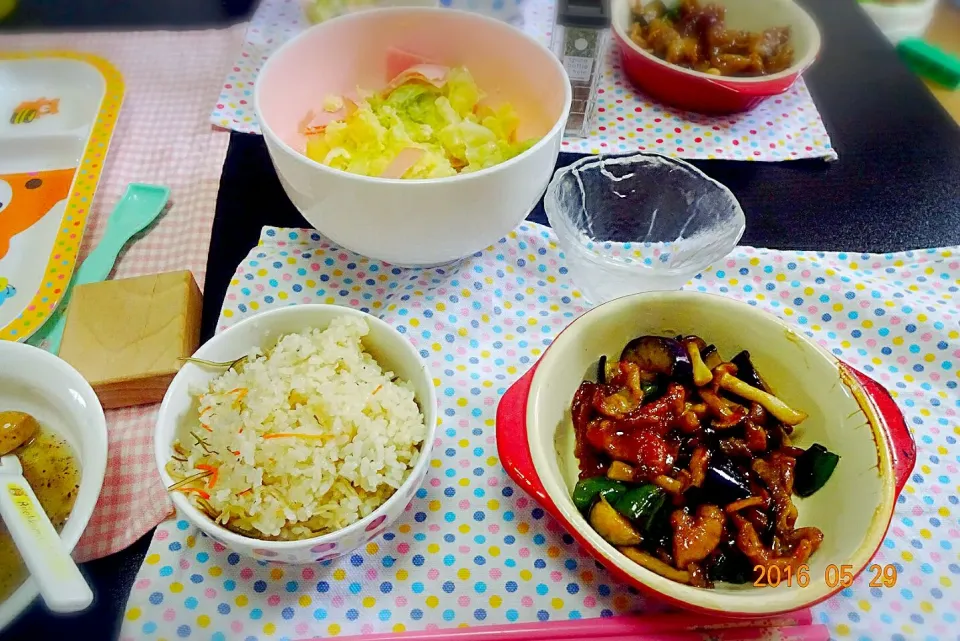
[164,315,427,541]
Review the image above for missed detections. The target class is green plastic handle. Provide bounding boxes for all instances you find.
[27,183,170,354]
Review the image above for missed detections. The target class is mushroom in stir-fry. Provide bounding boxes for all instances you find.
[570,334,840,588]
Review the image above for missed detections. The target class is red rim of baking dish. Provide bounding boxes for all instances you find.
[495,299,916,617]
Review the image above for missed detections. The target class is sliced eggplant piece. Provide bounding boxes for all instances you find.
[590,498,643,546]
[701,344,722,370]
[731,350,769,391]
[597,355,608,384]
[703,451,752,505]
[706,546,754,584]
[620,336,693,381]
[794,444,840,497]
[572,477,628,513]
[607,461,636,482]
[613,484,666,531]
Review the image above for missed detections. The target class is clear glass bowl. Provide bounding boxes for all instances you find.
[544,153,746,304]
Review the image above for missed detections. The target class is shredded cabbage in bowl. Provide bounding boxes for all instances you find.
[302,66,540,179]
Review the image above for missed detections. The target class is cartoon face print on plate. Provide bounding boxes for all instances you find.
[0,168,76,260]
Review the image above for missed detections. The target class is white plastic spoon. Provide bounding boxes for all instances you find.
[0,454,94,613]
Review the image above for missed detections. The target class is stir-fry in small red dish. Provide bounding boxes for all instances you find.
[570,335,840,588]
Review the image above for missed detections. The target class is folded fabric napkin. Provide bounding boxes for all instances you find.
[123,224,957,641]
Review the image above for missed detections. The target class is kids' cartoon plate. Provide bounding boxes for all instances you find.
[0,51,123,341]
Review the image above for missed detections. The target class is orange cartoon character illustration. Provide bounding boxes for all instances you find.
[0,168,76,260]
[10,98,60,125]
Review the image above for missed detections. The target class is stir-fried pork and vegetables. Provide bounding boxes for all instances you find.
[629,0,795,78]
[571,335,840,588]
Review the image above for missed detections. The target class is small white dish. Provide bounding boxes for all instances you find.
[154,304,438,564]
[0,340,107,632]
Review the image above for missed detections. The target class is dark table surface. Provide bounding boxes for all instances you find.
[3,0,960,639]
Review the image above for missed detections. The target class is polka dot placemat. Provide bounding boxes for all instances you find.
[122,225,957,641]
[211,0,836,162]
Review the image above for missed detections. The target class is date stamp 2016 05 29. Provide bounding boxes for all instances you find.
[753,563,899,588]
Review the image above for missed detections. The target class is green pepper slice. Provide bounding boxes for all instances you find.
[612,484,666,531]
[795,443,841,497]
[572,477,628,513]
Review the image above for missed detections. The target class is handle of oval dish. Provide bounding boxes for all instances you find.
[843,364,917,495]
[495,365,563,521]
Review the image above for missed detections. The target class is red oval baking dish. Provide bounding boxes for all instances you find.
[496,291,915,616]
[611,0,823,114]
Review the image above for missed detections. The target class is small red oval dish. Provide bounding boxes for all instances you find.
[611,0,823,114]
[496,291,915,617]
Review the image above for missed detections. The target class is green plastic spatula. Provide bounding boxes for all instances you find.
[27,183,170,354]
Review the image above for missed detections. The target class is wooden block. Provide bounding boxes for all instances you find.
[58,271,203,409]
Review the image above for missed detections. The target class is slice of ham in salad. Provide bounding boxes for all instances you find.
[379,147,426,179]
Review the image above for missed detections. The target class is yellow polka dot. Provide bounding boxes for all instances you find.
[186,536,195,548]
[197,615,210,628]
[458,478,470,487]
[169,582,183,593]
[430,459,441,468]
[428,543,440,553]
[547,546,560,558]
[235,595,248,607]
[223,309,234,318]
[363,596,376,608]
[333,568,346,580]
[488,546,500,557]
[939,506,950,517]
[552,597,565,610]
[262,623,276,635]
[300,595,312,607]
[858,600,871,612]
[920,601,933,613]
[901,550,913,562]
[271,568,284,580]
[457,568,471,580]
[393,624,406,633]
[456,397,467,406]
[836,623,850,636]
[328,623,341,636]
[396,569,409,581]
[208,566,222,577]
[146,553,160,565]
[126,607,141,621]
[520,569,532,581]
[941,576,952,588]
[366,542,379,555]
[426,596,439,608]
[920,529,932,539]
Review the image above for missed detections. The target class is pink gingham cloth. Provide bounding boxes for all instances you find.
[0,27,245,561]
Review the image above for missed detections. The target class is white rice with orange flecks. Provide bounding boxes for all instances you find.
[166,315,425,540]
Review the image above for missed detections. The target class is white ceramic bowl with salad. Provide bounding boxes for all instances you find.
[255,7,572,267]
